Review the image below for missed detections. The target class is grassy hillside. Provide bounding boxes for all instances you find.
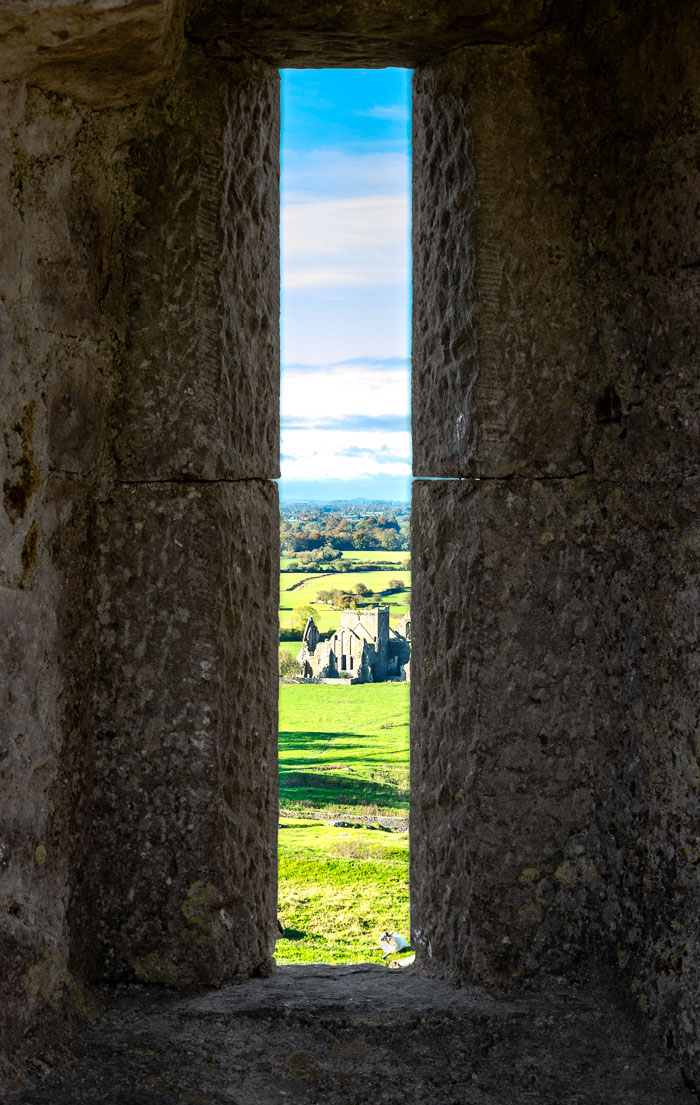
[276,818,409,964]
[279,683,409,814]
[279,550,411,636]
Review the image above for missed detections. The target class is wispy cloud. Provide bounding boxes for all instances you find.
[282,148,410,202]
[284,355,409,374]
[354,104,410,123]
[336,445,409,465]
[282,361,409,424]
[281,424,411,482]
[282,414,410,434]
[282,194,409,291]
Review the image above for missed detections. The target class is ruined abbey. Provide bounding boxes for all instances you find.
[297,607,411,682]
[0,0,697,1100]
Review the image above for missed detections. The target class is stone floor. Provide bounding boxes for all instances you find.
[9,965,696,1104]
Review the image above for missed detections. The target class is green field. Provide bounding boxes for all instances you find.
[277,682,411,964]
[279,683,409,814]
[276,818,409,964]
[279,550,411,636]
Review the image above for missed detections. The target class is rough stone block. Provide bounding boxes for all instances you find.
[188,0,549,67]
[0,0,184,108]
[412,18,700,483]
[412,47,593,479]
[410,474,700,1021]
[71,479,279,986]
[114,52,280,483]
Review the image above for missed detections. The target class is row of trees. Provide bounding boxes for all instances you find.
[315,579,404,603]
[280,503,410,554]
[285,557,409,574]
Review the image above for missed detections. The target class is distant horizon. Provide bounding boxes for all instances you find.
[278,478,411,504]
[280,499,410,508]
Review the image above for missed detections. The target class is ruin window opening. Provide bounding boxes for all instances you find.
[277,67,412,965]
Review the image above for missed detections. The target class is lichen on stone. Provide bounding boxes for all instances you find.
[3,402,40,523]
[133,954,179,986]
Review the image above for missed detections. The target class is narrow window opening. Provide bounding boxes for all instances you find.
[277,68,412,966]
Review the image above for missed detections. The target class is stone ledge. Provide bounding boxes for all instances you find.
[6,968,693,1102]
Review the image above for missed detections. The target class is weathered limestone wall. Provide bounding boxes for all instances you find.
[581,2,700,1074]
[0,83,130,1074]
[0,0,184,108]
[187,0,552,68]
[411,0,699,1081]
[70,51,281,985]
[1,47,280,1079]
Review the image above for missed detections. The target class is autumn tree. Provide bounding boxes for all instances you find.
[291,604,316,632]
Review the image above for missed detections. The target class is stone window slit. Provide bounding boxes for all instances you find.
[277,66,412,962]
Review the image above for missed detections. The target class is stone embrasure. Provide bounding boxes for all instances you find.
[411,473,700,1081]
[0,0,698,1095]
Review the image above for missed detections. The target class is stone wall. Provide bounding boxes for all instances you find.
[0,0,697,1092]
[0,47,281,1082]
[71,50,281,985]
[0,82,131,1076]
[411,0,699,1082]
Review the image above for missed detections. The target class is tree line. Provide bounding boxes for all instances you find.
[281,502,410,554]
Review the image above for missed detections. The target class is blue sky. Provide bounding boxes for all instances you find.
[280,69,411,502]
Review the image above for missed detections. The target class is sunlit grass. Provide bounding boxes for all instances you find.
[276,818,410,964]
[278,630,411,965]
[279,683,409,814]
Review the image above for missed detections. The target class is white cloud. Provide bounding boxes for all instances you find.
[282,194,409,291]
[281,360,409,421]
[281,359,410,482]
[282,148,410,201]
[281,427,411,482]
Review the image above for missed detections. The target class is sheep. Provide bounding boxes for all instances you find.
[379,930,409,959]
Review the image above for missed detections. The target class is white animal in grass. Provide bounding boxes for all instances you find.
[379,930,409,959]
